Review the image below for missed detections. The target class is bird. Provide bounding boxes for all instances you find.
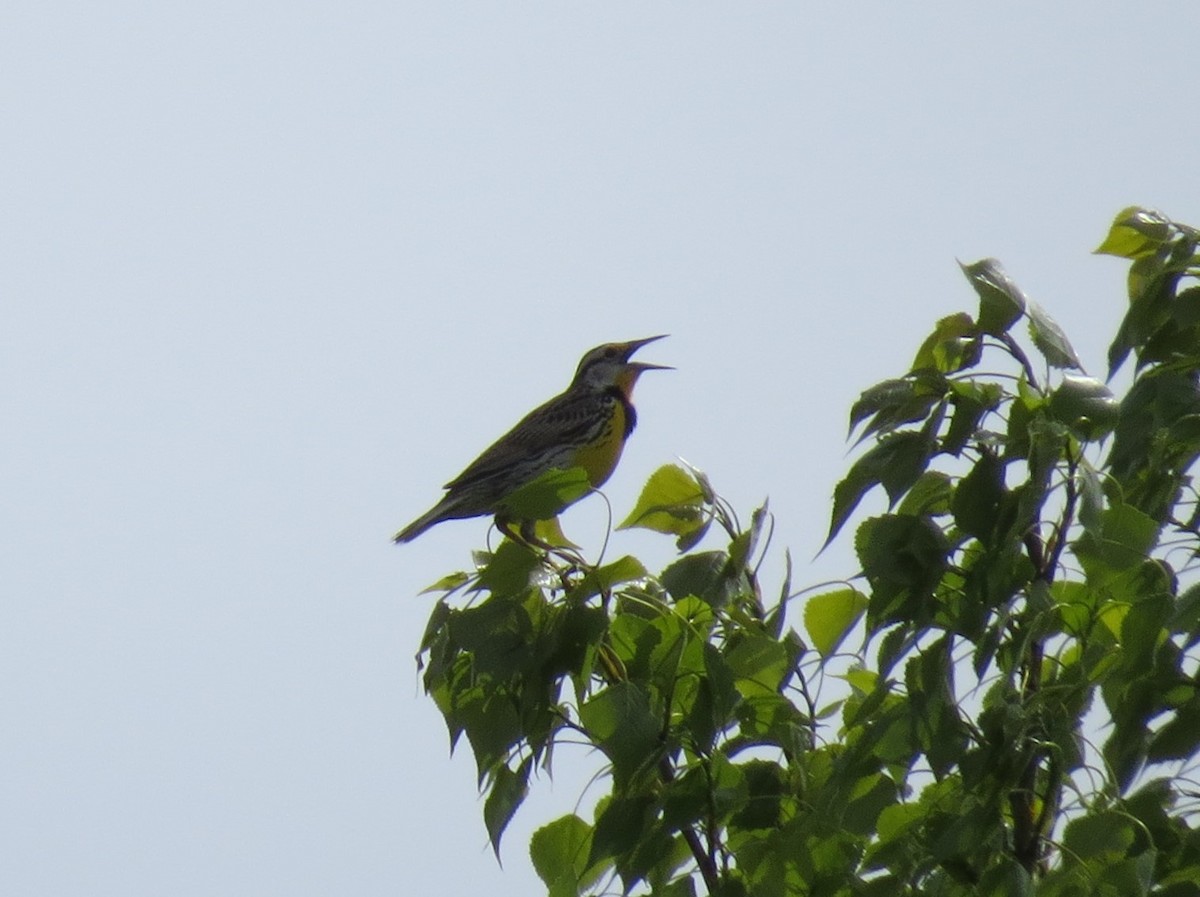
[394,335,669,545]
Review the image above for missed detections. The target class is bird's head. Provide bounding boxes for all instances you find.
[571,334,671,396]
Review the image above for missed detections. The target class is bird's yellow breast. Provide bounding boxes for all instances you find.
[570,400,627,488]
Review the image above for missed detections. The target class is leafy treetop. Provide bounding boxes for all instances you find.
[415,207,1200,897]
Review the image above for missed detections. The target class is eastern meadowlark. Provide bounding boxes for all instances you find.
[393,335,669,544]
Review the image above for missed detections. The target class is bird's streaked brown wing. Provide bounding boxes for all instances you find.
[442,390,602,491]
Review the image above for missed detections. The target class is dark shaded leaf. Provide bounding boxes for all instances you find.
[1049,374,1119,439]
[961,257,1027,336]
[730,760,788,831]
[856,515,950,628]
[580,682,661,787]
[827,431,936,546]
[485,758,531,857]
[661,551,732,607]
[849,375,946,442]
[952,448,1005,541]
[472,539,541,597]
[588,792,656,870]
[944,380,1002,455]
[1147,696,1200,763]
[1027,300,1082,369]
[897,471,954,517]
[1062,810,1138,860]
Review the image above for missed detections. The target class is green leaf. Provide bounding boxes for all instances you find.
[1108,369,1200,520]
[1139,286,1200,366]
[588,792,656,870]
[1095,206,1173,259]
[417,597,452,656]
[1076,458,1106,533]
[804,588,868,657]
[1170,583,1200,644]
[1027,300,1082,369]
[457,688,525,782]
[897,471,954,517]
[569,555,649,602]
[842,772,898,836]
[530,814,594,890]
[961,258,1027,336]
[618,464,708,545]
[1107,252,1180,377]
[976,857,1033,897]
[687,642,741,749]
[484,758,530,857]
[726,634,791,696]
[944,380,1002,455]
[951,448,1005,541]
[912,312,980,373]
[730,760,788,831]
[735,692,810,757]
[472,539,541,597]
[849,376,945,442]
[661,551,731,607]
[826,430,936,546]
[580,682,662,787]
[655,879,698,897]
[420,571,470,594]
[1075,502,1161,576]
[1147,697,1200,763]
[856,515,950,628]
[1049,374,1119,439]
[499,465,592,520]
[1062,811,1137,860]
[449,593,535,678]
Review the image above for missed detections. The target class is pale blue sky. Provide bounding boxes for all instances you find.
[3,4,1198,895]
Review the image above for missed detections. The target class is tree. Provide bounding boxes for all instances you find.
[415,207,1200,896]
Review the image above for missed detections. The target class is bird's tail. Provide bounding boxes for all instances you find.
[392,507,442,543]
[393,492,476,543]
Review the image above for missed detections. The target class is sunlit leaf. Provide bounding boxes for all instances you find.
[804,588,868,657]
[726,634,791,695]
[420,571,470,594]
[530,814,594,890]
[618,463,708,544]
[500,466,592,521]
[531,516,580,549]
[1094,206,1173,259]
[912,312,980,373]
[570,555,649,602]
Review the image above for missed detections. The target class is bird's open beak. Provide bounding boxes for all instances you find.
[621,334,672,371]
